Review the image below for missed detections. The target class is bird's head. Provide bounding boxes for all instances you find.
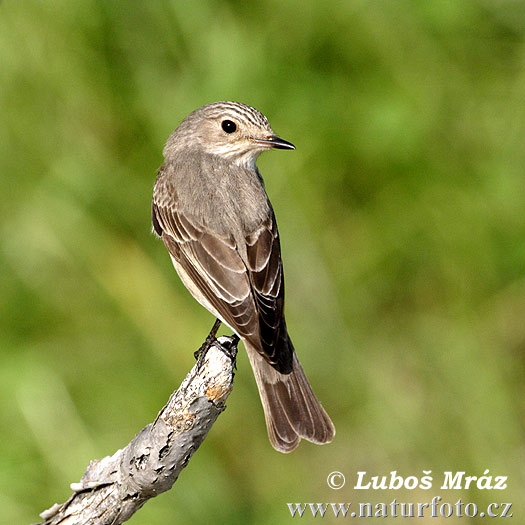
[164,101,295,169]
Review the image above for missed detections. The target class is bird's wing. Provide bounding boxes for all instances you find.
[152,185,287,369]
[244,214,286,361]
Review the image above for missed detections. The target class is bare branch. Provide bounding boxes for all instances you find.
[38,336,238,525]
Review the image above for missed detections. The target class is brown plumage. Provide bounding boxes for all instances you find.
[152,101,335,452]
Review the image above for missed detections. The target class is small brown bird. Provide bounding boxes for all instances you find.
[152,101,335,452]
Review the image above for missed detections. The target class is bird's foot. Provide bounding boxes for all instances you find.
[194,319,222,361]
[220,334,239,368]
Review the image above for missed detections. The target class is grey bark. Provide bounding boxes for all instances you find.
[38,335,238,525]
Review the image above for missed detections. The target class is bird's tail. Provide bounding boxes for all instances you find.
[246,342,335,453]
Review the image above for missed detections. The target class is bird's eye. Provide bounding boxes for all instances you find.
[221,120,237,134]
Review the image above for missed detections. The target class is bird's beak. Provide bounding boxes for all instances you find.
[253,135,295,150]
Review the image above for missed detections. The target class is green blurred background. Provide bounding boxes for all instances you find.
[1,1,524,523]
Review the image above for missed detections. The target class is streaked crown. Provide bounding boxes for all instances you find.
[190,101,272,130]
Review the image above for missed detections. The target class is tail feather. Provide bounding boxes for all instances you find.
[246,343,335,453]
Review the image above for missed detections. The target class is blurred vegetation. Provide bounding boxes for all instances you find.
[1,1,524,523]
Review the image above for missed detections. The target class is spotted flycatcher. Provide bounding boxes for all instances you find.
[152,101,335,452]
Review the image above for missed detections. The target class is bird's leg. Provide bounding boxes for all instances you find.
[194,318,222,360]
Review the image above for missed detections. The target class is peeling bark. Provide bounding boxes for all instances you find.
[38,336,238,525]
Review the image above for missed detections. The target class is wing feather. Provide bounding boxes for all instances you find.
[153,175,290,370]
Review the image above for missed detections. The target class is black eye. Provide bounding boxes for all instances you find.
[221,120,237,133]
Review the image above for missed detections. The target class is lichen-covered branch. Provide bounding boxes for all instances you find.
[38,336,238,525]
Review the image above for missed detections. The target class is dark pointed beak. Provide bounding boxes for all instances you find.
[254,135,295,150]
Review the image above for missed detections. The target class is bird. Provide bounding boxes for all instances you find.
[152,101,335,453]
